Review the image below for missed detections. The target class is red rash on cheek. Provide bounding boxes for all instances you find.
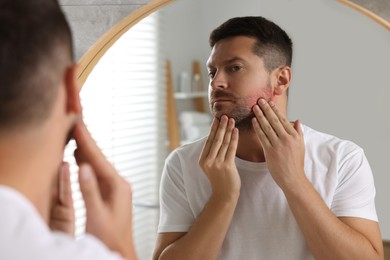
[246,90,273,108]
[247,96,260,108]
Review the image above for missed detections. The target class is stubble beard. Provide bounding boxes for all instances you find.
[227,104,254,132]
[210,81,273,132]
[211,100,255,132]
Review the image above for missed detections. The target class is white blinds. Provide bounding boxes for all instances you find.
[63,12,166,260]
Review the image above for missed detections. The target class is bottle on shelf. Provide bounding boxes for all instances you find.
[179,71,191,93]
[191,73,201,92]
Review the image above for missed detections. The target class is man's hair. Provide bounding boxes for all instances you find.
[0,0,73,130]
[209,16,293,72]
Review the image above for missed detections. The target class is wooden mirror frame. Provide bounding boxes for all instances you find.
[338,0,390,30]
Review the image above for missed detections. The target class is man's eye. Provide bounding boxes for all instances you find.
[230,65,242,72]
[208,71,216,79]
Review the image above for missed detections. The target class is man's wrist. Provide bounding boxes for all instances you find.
[210,191,240,207]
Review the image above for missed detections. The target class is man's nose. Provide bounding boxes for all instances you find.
[210,71,227,89]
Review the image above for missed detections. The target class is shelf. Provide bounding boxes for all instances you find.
[174,91,208,99]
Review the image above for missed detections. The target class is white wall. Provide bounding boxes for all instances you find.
[163,0,390,239]
[160,0,205,92]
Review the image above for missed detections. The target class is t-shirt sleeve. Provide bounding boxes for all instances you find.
[158,150,195,233]
[331,145,378,221]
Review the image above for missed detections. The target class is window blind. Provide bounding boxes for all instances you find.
[63,12,166,260]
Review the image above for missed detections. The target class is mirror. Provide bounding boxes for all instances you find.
[65,0,389,258]
[161,0,390,243]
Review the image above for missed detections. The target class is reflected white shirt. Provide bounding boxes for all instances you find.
[0,185,123,260]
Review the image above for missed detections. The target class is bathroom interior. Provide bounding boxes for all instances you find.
[59,0,390,259]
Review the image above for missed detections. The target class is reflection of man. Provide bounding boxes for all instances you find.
[0,0,136,259]
[153,16,383,259]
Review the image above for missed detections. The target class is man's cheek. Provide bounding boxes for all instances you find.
[247,96,260,108]
[248,90,273,107]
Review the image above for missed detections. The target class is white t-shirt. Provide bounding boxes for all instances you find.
[0,186,123,260]
[158,124,378,260]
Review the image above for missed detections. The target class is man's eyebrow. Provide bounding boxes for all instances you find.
[207,56,247,68]
[224,56,246,64]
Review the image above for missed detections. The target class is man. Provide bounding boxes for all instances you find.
[153,16,383,259]
[0,0,137,259]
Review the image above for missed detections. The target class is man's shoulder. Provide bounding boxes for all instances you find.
[163,137,207,177]
[0,186,121,260]
[168,137,207,159]
[302,124,363,157]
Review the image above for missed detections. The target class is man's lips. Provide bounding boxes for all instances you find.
[211,90,235,104]
[212,98,234,106]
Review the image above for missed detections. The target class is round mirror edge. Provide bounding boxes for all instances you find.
[76,0,176,88]
[337,0,390,31]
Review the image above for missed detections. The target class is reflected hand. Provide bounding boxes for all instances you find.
[199,115,240,199]
[252,99,306,190]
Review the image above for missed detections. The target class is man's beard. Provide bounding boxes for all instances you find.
[226,104,254,132]
[210,95,257,132]
[210,86,272,132]
[218,100,255,132]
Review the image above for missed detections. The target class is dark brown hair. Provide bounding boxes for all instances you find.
[209,16,293,72]
[0,0,73,130]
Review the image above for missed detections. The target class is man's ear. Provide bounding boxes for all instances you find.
[273,66,291,96]
[64,63,82,115]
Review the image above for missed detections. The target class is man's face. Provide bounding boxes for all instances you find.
[207,36,273,130]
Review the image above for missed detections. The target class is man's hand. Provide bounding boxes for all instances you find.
[252,99,305,190]
[199,115,240,198]
[252,99,384,259]
[73,120,137,260]
[49,162,75,236]
[152,115,240,260]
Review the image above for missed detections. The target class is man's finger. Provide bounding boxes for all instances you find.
[252,104,277,146]
[226,128,239,162]
[257,99,285,139]
[294,120,303,137]
[73,120,117,180]
[78,164,104,214]
[59,162,74,208]
[207,115,229,160]
[216,118,235,160]
[268,100,295,136]
[200,117,219,161]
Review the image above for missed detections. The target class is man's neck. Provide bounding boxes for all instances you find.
[236,129,266,162]
[234,98,289,162]
[0,128,62,223]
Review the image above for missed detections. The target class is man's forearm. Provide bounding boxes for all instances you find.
[283,176,383,260]
[158,194,239,260]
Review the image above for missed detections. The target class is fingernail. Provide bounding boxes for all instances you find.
[60,162,70,178]
[258,99,266,105]
[253,105,260,112]
[80,164,93,181]
[60,162,67,173]
[269,100,275,107]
